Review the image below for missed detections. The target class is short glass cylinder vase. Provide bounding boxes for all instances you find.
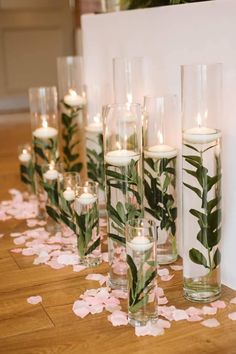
[113,57,144,104]
[41,161,64,233]
[181,63,222,302]
[58,172,80,236]
[104,103,143,289]
[143,96,178,265]
[126,218,158,327]
[57,56,87,177]
[74,181,101,267]
[18,143,36,198]
[29,86,59,219]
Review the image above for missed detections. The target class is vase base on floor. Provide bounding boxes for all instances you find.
[128,315,158,327]
[183,286,221,303]
[109,276,127,290]
[157,254,178,265]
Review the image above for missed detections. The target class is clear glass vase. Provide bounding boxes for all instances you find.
[126,218,158,327]
[18,143,36,199]
[143,96,178,264]
[29,86,59,219]
[57,56,87,178]
[181,63,222,302]
[104,103,143,289]
[113,57,144,104]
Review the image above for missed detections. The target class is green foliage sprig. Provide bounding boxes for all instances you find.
[183,143,221,272]
[87,133,105,190]
[61,101,83,172]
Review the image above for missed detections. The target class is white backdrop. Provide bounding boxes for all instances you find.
[81,0,236,290]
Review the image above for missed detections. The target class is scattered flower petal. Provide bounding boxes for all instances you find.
[27,295,42,304]
[201,318,220,328]
[211,300,226,309]
[170,265,183,271]
[108,310,128,326]
[172,309,189,321]
[157,268,169,277]
[230,297,236,304]
[202,306,217,315]
[135,321,164,337]
[228,312,236,321]
[161,274,174,282]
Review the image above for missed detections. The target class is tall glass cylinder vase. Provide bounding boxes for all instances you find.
[181,63,222,302]
[18,143,36,199]
[143,96,178,264]
[104,103,143,289]
[29,86,59,219]
[113,57,144,104]
[57,56,87,178]
[85,84,111,212]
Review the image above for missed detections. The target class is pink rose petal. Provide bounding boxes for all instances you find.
[11,248,23,253]
[161,274,174,282]
[186,306,203,316]
[156,287,165,297]
[170,265,183,271]
[102,252,109,263]
[0,233,4,238]
[230,297,236,304]
[111,289,128,299]
[135,321,164,337]
[27,295,42,305]
[157,319,171,329]
[90,304,104,314]
[108,310,128,327]
[73,303,90,318]
[157,268,169,277]
[187,315,203,322]
[99,218,107,227]
[228,312,236,321]
[57,254,78,265]
[158,297,168,305]
[202,306,217,315]
[22,248,36,256]
[10,232,22,237]
[105,304,122,313]
[73,264,86,272]
[211,300,226,309]
[13,236,26,245]
[86,273,108,286]
[173,309,189,321]
[201,318,220,328]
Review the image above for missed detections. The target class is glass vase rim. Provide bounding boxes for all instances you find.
[104,102,141,109]
[57,55,83,62]
[181,62,222,69]
[144,94,178,101]
[28,86,57,93]
[126,218,157,229]
[112,56,144,62]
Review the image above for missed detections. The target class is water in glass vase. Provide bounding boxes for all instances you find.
[144,154,177,264]
[75,191,101,267]
[182,132,222,302]
[105,153,142,290]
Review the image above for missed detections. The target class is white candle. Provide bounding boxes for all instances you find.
[85,122,103,133]
[183,127,221,144]
[105,149,139,167]
[144,144,178,159]
[127,236,153,252]
[64,89,85,107]
[18,150,31,163]
[43,169,58,181]
[77,192,97,206]
[63,187,75,202]
[33,127,58,139]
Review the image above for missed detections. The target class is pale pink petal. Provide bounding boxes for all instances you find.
[186,306,203,316]
[201,318,220,328]
[104,297,120,306]
[11,248,22,253]
[46,259,65,269]
[187,315,203,322]
[211,300,226,309]
[230,297,236,304]
[99,218,107,227]
[157,268,169,277]
[22,248,36,256]
[202,306,217,315]
[105,304,122,313]
[73,264,86,272]
[170,265,183,271]
[161,274,174,282]
[57,254,78,265]
[102,252,109,263]
[173,309,189,321]
[73,305,90,318]
[13,236,26,245]
[10,232,22,237]
[135,321,164,337]
[156,287,165,297]
[111,289,128,299]
[108,310,128,326]
[84,296,103,306]
[158,297,168,305]
[228,312,236,321]
[86,273,107,285]
[157,319,171,328]
[27,295,42,305]
[0,233,4,238]
[90,304,104,314]
[26,219,38,227]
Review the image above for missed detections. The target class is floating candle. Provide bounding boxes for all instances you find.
[18,150,31,163]
[183,127,221,144]
[128,236,153,252]
[64,89,85,107]
[43,169,58,180]
[85,122,103,133]
[105,149,139,167]
[33,127,58,139]
[63,187,75,202]
[77,192,97,206]
[144,144,178,159]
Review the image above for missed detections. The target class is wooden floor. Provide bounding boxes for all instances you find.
[0,113,236,354]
